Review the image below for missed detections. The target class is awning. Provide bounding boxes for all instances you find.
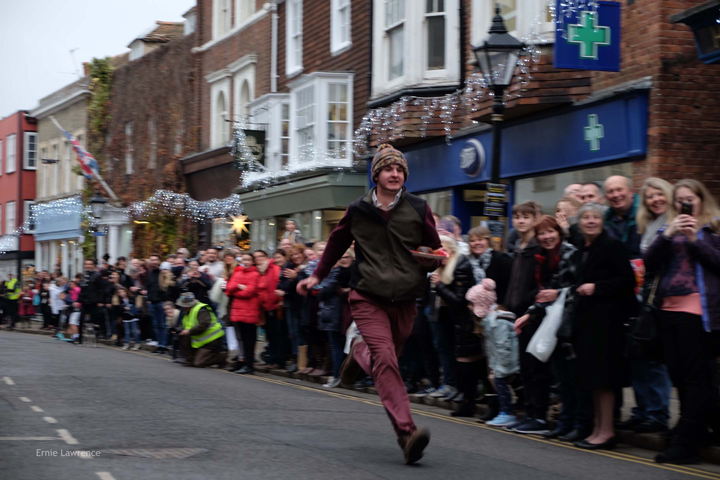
[237,173,367,219]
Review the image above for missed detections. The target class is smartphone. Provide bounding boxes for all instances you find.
[681,202,693,216]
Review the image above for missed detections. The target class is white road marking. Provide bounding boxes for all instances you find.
[43,417,57,424]
[31,406,44,413]
[19,397,31,402]
[0,436,56,441]
[3,377,15,385]
[96,473,116,480]
[57,429,78,445]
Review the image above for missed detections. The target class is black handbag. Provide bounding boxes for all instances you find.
[626,274,662,360]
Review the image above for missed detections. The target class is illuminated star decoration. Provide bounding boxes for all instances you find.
[227,215,251,235]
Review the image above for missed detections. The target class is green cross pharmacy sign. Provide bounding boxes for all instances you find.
[554,1,621,72]
[584,114,604,151]
[568,11,610,60]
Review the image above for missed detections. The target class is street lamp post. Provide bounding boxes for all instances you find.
[472,6,526,184]
[89,193,108,260]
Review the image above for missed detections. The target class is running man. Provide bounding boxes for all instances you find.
[298,143,442,464]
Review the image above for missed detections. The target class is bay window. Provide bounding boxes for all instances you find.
[289,72,354,166]
[295,86,315,153]
[327,83,349,154]
[248,94,290,171]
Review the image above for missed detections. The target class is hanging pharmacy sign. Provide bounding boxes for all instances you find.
[554,1,622,72]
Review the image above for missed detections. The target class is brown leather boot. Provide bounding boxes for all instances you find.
[397,428,430,465]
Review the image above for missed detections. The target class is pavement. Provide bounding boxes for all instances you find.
[3,329,720,480]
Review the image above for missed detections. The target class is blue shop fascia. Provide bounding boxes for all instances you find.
[370,89,649,246]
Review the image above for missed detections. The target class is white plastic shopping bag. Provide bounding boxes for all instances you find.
[69,311,81,326]
[225,325,239,352]
[526,287,569,363]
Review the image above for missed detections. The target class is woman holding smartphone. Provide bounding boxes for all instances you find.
[645,179,720,465]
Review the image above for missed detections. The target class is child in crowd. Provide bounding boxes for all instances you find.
[67,280,81,341]
[117,288,141,351]
[501,202,543,433]
[467,280,520,426]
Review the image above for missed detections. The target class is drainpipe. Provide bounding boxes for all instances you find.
[271,1,278,93]
[16,113,23,279]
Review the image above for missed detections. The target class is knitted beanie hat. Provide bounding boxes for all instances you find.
[371,143,409,182]
[465,278,497,318]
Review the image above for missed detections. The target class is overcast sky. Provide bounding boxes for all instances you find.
[0,0,196,118]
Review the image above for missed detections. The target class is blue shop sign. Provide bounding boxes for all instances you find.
[380,92,648,193]
[554,1,622,72]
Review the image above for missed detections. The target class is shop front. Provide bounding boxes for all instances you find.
[34,201,84,277]
[386,90,648,246]
[236,172,367,252]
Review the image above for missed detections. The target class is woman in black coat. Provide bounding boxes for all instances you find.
[430,235,478,416]
[571,203,638,450]
[467,226,512,300]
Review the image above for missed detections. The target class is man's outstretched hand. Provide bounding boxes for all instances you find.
[297,276,320,296]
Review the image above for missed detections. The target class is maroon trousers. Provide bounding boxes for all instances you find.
[349,290,417,437]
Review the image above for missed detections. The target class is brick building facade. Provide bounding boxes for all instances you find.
[359,0,719,238]
[29,76,90,277]
[103,21,198,259]
[187,0,372,251]
[0,111,37,280]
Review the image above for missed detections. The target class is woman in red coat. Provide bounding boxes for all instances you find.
[253,250,285,368]
[227,253,260,374]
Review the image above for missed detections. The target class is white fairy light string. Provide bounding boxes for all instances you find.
[0,192,245,254]
[0,196,108,254]
[125,190,243,222]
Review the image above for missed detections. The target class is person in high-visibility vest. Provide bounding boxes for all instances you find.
[176,292,227,368]
[5,273,21,330]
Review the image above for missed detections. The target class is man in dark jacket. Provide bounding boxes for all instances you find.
[604,175,671,435]
[144,254,168,354]
[503,202,546,434]
[77,259,103,345]
[298,144,441,465]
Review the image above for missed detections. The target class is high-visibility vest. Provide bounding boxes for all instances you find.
[182,302,224,348]
[6,278,20,300]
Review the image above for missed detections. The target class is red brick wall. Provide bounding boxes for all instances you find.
[105,35,196,204]
[197,0,272,151]
[276,0,372,128]
[559,0,719,195]
[0,111,37,250]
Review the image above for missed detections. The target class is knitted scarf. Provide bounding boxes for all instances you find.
[640,213,667,254]
[469,249,494,284]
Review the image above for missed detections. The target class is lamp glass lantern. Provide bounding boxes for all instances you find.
[90,194,109,219]
[472,5,526,88]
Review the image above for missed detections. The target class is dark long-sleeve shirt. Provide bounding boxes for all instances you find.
[314,195,441,282]
[312,189,442,302]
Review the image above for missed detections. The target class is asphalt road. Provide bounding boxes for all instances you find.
[2,330,719,480]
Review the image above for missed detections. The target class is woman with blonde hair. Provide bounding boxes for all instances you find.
[645,178,720,464]
[428,235,478,411]
[637,177,674,254]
